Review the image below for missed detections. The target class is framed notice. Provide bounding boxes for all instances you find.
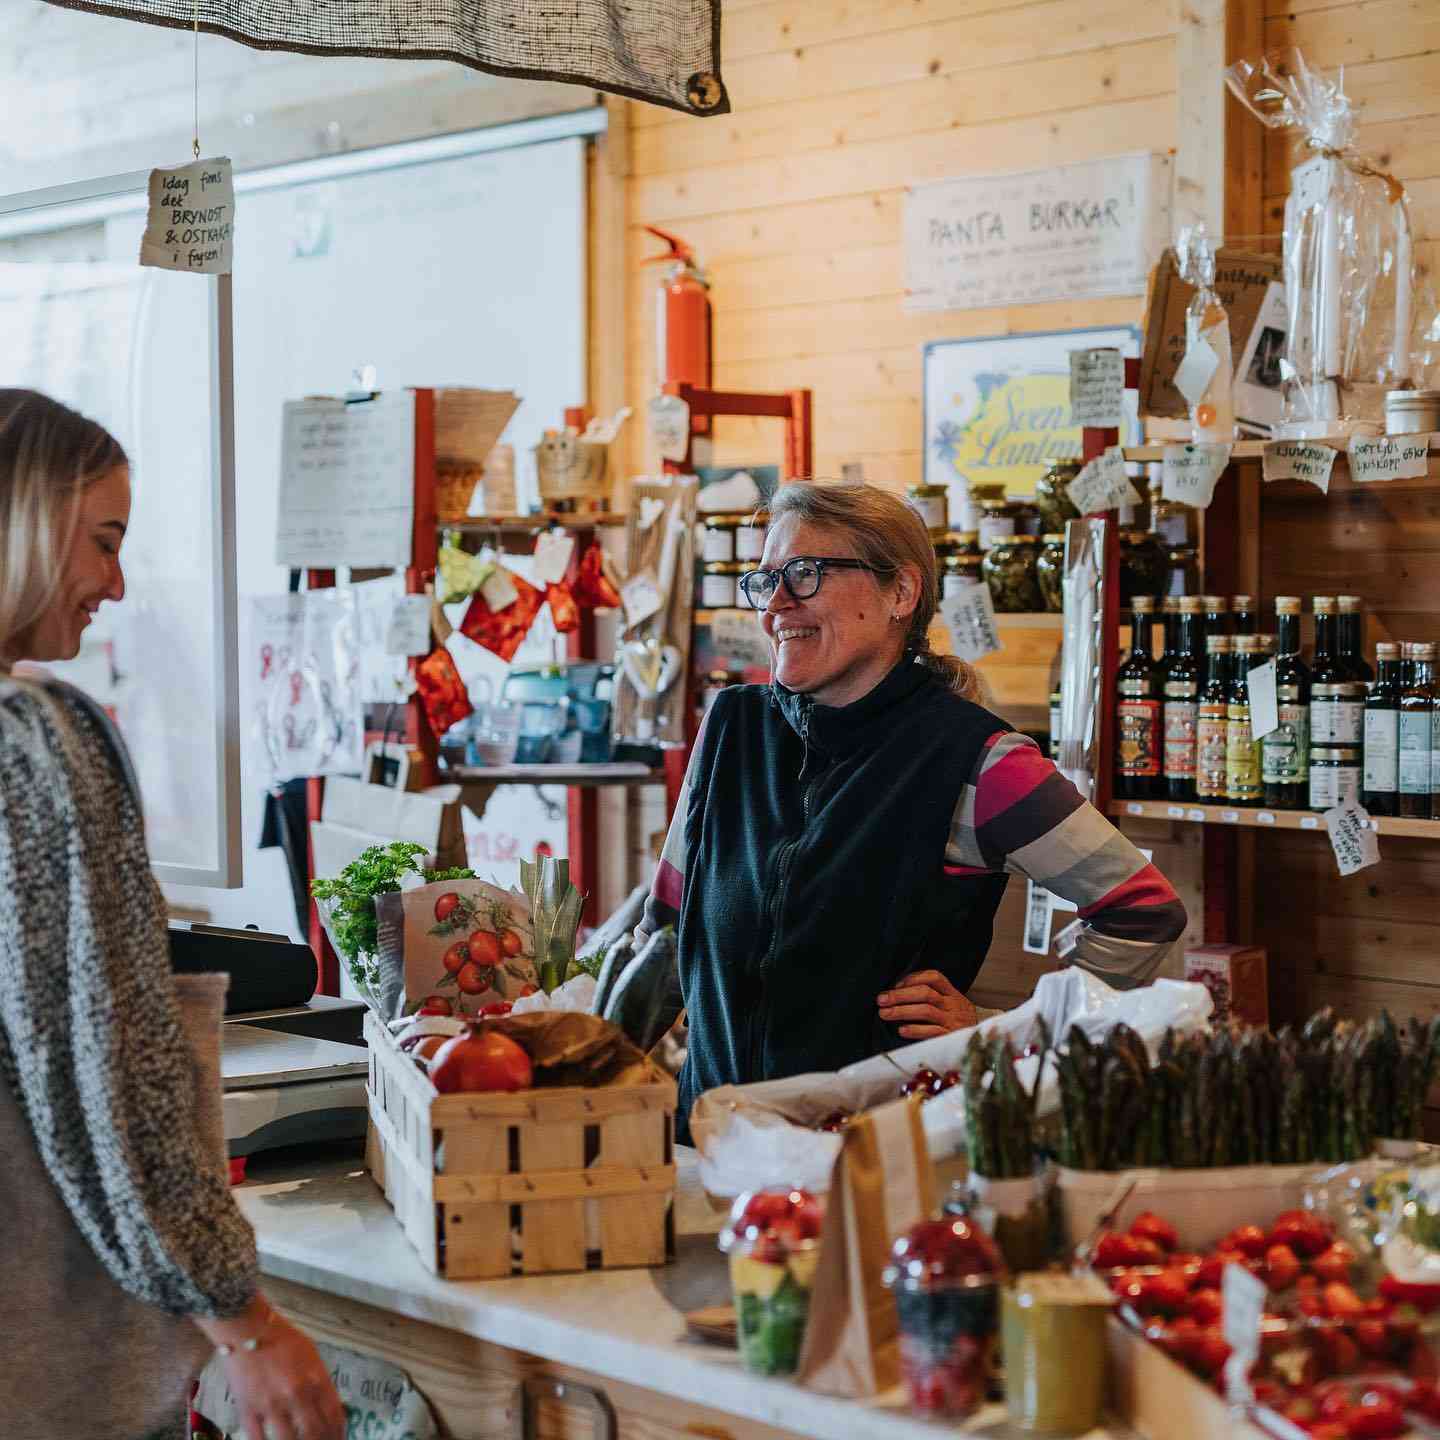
[905,153,1172,312]
[924,325,1141,500]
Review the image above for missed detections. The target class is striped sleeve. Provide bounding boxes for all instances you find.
[947,731,1187,988]
[634,722,703,946]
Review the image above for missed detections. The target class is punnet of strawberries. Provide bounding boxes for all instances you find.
[1089,1208,1440,1438]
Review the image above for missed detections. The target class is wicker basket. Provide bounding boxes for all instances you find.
[534,433,609,505]
[435,460,486,523]
[364,1011,677,1279]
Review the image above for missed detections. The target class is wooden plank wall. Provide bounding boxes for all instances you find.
[1253,2,1440,1035]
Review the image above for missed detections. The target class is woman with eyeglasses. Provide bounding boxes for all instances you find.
[637,481,1186,1142]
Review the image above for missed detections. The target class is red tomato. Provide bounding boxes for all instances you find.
[1314,1242,1358,1285]
[1323,1283,1365,1319]
[1188,1288,1223,1325]
[1129,1211,1179,1252]
[1225,1225,1269,1260]
[442,941,470,974]
[417,994,453,1016]
[455,960,495,995]
[1315,1327,1361,1376]
[1093,1230,1132,1269]
[1139,1269,1191,1317]
[1184,1327,1232,1378]
[429,1029,532,1094]
[468,930,503,967]
[477,1001,513,1017]
[1121,1235,1166,1267]
[1266,1243,1301,1290]
[1271,1211,1332,1259]
[434,892,462,923]
[1342,1392,1407,1438]
[500,928,524,957]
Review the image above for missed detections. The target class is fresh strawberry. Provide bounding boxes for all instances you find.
[1129,1211,1179,1252]
[1323,1282,1366,1319]
[1353,1319,1388,1357]
[1112,1273,1147,1308]
[1185,1327,1232,1378]
[1342,1391,1407,1438]
[1266,1242,1301,1290]
[1271,1210,1332,1259]
[1315,1328,1361,1375]
[1139,1269,1192,1317]
[1225,1224,1270,1260]
[1092,1230,1132,1269]
[1188,1288,1223,1325]
[1313,1241,1358,1285]
[1121,1235,1166,1267]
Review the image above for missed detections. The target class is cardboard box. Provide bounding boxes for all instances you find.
[1139,247,1284,423]
[1183,942,1268,1027]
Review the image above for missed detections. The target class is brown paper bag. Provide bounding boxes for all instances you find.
[795,1095,936,1397]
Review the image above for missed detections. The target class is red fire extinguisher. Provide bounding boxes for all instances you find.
[643,224,712,434]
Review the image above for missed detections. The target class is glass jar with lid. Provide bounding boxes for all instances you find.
[735,509,769,562]
[1036,534,1065,613]
[1119,530,1166,606]
[1034,459,1082,536]
[699,560,745,609]
[982,535,1042,612]
[977,496,1021,551]
[942,533,984,598]
[1013,499,1043,539]
[701,513,743,563]
[907,483,950,536]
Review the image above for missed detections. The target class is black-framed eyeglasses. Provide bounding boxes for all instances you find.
[738,556,880,610]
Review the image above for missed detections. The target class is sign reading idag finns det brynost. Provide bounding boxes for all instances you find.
[904,153,1172,312]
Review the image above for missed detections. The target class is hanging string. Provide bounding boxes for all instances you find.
[192,0,201,160]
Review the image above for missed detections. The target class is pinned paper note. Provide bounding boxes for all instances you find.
[621,572,664,629]
[532,531,576,586]
[1022,881,1054,955]
[384,594,432,657]
[710,609,772,668]
[1348,434,1431,484]
[480,567,520,613]
[1068,446,1141,515]
[1263,441,1337,494]
[139,157,234,274]
[1325,801,1381,877]
[1247,659,1278,741]
[1222,1262,1266,1405]
[1161,443,1231,509]
[940,583,1001,662]
[648,393,691,463]
[1173,339,1221,408]
[1068,348,1126,428]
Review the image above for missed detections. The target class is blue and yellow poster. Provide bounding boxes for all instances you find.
[923,326,1139,503]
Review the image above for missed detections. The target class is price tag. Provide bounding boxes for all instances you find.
[1222,1261,1266,1405]
[480,567,519,613]
[620,572,664,629]
[1221,809,1241,824]
[1173,339,1221,408]
[1162,444,1231,509]
[1068,348,1126,428]
[139,156,235,273]
[1022,881,1054,955]
[1166,805,1184,819]
[940,584,1002,662]
[1126,801,1143,815]
[532,531,576,586]
[1186,808,1206,822]
[383,594,432,656]
[648,393,691,464]
[1291,154,1336,213]
[1247,659,1279,740]
[1263,441,1337,494]
[1348,434,1432,484]
[1053,917,1086,959]
[1068,446,1140,515]
[1325,801,1381,876]
[1300,815,1320,830]
[1257,811,1277,825]
[710,608,772,668]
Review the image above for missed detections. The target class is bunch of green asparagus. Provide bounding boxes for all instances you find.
[963,1020,1050,1180]
[1056,1009,1440,1173]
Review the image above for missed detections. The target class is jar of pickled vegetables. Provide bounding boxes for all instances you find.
[1034,460,1081,536]
[1119,529,1166,606]
[983,535,1041,612]
[943,538,984,599]
[1036,535,1065,613]
[977,497,1020,552]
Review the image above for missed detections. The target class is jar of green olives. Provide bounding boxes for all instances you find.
[983,535,1042,612]
[1034,460,1081,536]
[1036,534,1065,613]
[1119,529,1166,606]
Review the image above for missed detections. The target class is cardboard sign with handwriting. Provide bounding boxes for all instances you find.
[1161,443,1231,509]
[140,156,234,274]
[1325,801,1380,877]
[1069,446,1140,514]
[941,584,1002,662]
[1069,348,1126,427]
[1348,434,1431,484]
[1263,441,1337,494]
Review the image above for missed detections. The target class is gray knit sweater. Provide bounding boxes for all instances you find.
[0,676,259,1437]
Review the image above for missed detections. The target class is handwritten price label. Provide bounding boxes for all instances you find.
[648,393,691,463]
[1222,1261,1266,1405]
[1348,434,1431,484]
[532,530,576,585]
[1068,348,1126,428]
[940,583,1002,662]
[1161,443,1231,509]
[1263,441,1337,494]
[139,156,235,274]
[1325,801,1381,877]
[1068,446,1140,515]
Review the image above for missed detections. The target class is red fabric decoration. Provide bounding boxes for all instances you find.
[414,646,473,736]
[459,570,544,662]
[572,542,622,610]
[546,581,580,634]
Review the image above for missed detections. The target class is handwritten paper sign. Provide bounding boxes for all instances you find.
[710,608,772,668]
[1173,339,1220,407]
[1325,801,1381,877]
[384,593,432,657]
[480,567,519,613]
[904,153,1171,311]
[1161,443,1231,509]
[1069,348,1126,427]
[139,156,234,274]
[532,531,576,586]
[648,393,691,463]
[621,572,664,629]
[1348,434,1431,484]
[1068,446,1140,514]
[1263,441,1337,494]
[1247,659,1278,741]
[1222,1261,1266,1405]
[941,583,1001,662]
[276,393,416,568]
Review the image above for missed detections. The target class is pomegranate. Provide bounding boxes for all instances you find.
[429,1027,533,1094]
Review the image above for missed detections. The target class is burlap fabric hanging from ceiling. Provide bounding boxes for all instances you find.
[40,0,728,117]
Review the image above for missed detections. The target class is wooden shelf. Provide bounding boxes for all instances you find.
[439,513,626,534]
[1110,798,1440,840]
[446,762,664,787]
[694,608,1063,628]
[1121,437,1440,463]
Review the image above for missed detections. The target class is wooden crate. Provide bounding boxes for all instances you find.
[363,1011,677,1279]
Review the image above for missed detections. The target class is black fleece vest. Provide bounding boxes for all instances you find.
[676,658,1010,1137]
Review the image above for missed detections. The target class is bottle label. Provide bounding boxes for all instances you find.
[1364,709,1399,792]
[1311,762,1360,811]
[1226,705,1262,801]
[979,516,1015,549]
[1118,678,1151,698]
[1312,695,1363,745]
[1262,702,1310,785]
[1163,700,1199,779]
[1117,698,1162,778]
[1400,712,1431,795]
[1196,707,1229,798]
[1049,699,1061,760]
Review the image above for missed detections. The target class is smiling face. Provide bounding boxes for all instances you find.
[757,513,920,707]
[22,465,131,663]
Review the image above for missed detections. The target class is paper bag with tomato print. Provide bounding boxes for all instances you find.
[377,877,538,1019]
[795,1096,935,1398]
